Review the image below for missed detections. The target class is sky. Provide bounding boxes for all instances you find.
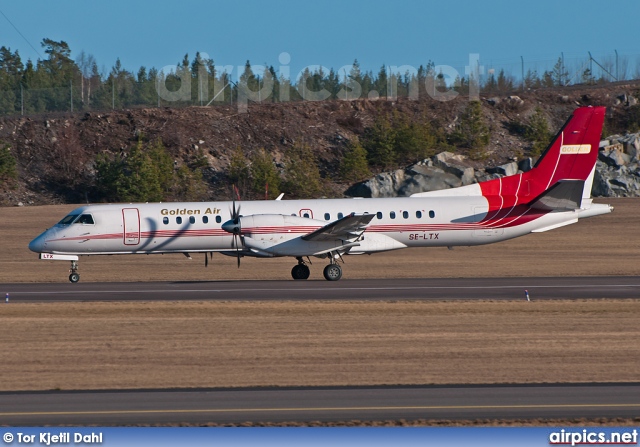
[1,0,640,81]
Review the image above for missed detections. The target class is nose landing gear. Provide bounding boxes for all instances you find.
[69,260,80,283]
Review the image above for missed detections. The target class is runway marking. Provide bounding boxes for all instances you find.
[2,403,640,417]
[9,284,640,295]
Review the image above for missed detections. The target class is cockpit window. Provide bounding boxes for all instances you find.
[58,214,80,225]
[75,214,95,225]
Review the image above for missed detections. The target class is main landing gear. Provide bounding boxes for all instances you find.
[323,263,342,281]
[290,255,343,281]
[69,260,80,283]
[291,257,310,280]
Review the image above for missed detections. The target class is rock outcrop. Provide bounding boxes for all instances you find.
[593,134,640,197]
[346,133,640,198]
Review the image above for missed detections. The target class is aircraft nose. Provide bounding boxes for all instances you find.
[28,228,55,253]
[28,233,46,253]
[221,219,240,234]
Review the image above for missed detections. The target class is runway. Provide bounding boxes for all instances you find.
[1,383,638,425]
[1,276,639,302]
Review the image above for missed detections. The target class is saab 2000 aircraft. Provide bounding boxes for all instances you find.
[29,106,612,283]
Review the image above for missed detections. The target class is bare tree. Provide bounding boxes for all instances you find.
[75,50,97,105]
[618,55,629,81]
[599,55,615,82]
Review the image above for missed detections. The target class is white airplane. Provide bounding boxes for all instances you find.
[29,106,611,283]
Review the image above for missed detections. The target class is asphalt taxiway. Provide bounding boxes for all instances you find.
[1,383,639,425]
[1,276,639,302]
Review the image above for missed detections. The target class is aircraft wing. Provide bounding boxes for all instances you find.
[302,213,375,242]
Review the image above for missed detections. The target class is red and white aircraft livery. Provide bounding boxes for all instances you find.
[29,106,612,283]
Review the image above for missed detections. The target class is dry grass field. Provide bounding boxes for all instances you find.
[0,199,638,393]
[0,300,638,391]
[1,198,638,282]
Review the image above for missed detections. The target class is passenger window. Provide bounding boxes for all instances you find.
[324,213,330,220]
[337,212,344,219]
[390,211,396,219]
[189,216,196,224]
[216,215,222,223]
[429,210,435,218]
[416,211,422,219]
[176,216,182,224]
[376,212,383,219]
[402,211,409,219]
[76,214,94,225]
[203,216,209,224]
[303,213,310,218]
[163,217,169,225]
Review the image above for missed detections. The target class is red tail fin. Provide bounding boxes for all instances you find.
[529,106,605,192]
[479,106,605,210]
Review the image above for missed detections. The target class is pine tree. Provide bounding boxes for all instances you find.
[484,73,497,93]
[452,101,490,159]
[339,139,370,183]
[497,69,513,92]
[0,143,17,183]
[117,140,163,202]
[375,65,387,98]
[229,146,251,196]
[525,107,552,156]
[147,138,174,193]
[240,60,258,92]
[551,57,569,86]
[393,115,437,164]
[0,47,24,113]
[250,148,281,199]
[361,115,396,169]
[282,143,323,198]
[94,139,206,202]
[523,69,540,89]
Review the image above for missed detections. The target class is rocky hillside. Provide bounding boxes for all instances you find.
[1,82,640,206]
[345,131,640,199]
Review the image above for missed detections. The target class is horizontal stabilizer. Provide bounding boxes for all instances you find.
[302,213,374,242]
[529,180,585,211]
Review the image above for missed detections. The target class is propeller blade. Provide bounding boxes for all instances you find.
[233,233,241,268]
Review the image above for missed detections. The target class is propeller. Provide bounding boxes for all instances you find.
[228,185,243,268]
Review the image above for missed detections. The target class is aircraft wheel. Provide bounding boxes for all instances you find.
[69,273,80,283]
[323,264,342,281]
[291,264,310,280]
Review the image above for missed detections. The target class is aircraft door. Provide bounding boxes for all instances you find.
[122,208,141,245]
[299,208,314,219]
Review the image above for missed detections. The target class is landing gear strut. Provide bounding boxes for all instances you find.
[69,260,80,283]
[291,257,310,280]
